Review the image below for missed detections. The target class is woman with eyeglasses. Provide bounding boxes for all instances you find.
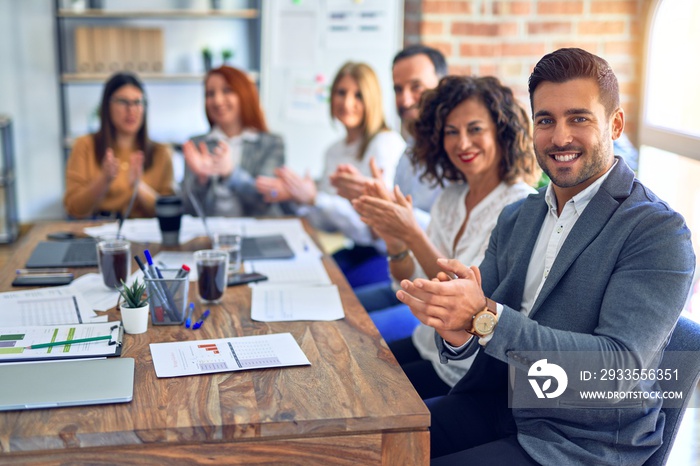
[181,66,288,217]
[64,72,174,219]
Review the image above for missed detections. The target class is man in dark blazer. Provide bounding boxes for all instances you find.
[396,48,696,465]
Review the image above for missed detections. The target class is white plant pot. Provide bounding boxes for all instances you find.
[121,304,150,334]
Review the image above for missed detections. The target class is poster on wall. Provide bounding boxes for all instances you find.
[284,70,330,124]
[325,0,391,49]
[271,2,318,68]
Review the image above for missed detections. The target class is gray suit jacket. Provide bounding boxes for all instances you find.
[182,132,291,217]
[440,158,696,465]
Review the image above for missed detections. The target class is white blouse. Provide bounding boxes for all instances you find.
[411,181,537,387]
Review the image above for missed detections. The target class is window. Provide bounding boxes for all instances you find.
[639,0,700,318]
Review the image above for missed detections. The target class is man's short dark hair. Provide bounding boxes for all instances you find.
[528,48,620,116]
[393,44,447,78]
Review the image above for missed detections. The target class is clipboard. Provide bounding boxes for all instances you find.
[0,322,123,363]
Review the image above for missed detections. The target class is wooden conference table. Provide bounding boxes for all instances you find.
[0,221,430,465]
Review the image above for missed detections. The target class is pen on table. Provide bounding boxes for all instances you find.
[174,264,190,280]
[135,255,153,279]
[16,268,70,274]
[15,272,74,278]
[144,250,161,278]
[166,264,191,295]
[192,309,210,330]
[185,302,195,328]
[25,335,112,349]
[144,250,180,322]
[134,255,167,321]
[117,177,139,239]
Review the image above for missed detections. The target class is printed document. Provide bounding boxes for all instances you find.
[0,321,122,361]
[149,333,310,378]
[245,257,331,287]
[0,288,98,326]
[251,285,344,322]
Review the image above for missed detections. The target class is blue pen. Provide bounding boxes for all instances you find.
[143,250,179,322]
[192,309,210,330]
[185,303,195,328]
[144,250,162,278]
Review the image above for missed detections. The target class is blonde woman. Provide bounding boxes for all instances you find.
[257,62,404,250]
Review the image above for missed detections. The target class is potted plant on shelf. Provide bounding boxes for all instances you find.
[117,279,149,334]
[222,49,234,66]
[202,47,213,72]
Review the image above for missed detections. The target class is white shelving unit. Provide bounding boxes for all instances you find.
[54,0,262,153]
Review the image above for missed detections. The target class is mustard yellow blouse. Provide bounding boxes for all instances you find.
[63,134,175,218]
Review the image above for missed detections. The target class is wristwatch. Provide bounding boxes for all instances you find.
[387,249,410,262]
[468,298,498,337]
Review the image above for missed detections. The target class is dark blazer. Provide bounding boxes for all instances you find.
[440,158,696,465]
[182,131,291,217]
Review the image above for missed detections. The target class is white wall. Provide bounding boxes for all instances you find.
[0,0,65,221]
[0,0,258,222]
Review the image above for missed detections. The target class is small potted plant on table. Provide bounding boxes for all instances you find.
[117,279,149,334]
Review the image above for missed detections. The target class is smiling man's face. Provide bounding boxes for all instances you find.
[532,77,623,202]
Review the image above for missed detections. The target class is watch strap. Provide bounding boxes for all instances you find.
[387,249,410,262]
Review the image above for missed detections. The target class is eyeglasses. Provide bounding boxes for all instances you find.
[111,98,147,109]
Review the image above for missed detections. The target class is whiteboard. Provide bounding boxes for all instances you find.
[260,0,404,178]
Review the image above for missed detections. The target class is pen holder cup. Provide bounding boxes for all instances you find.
[145,269,189,325]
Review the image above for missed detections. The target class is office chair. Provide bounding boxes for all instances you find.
[644,316,700,466]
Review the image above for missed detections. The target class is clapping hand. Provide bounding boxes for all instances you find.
[101,148,119,183]
[352,184,418,244]
[183,140,214,184]
[329,164,370,201]
[209,141,233,178]
[127,151,144,187]
[397,258,487,347]
[255,175,292,202]
[183,140,233,184]
[275,167,317,205]
[329,157,388,201]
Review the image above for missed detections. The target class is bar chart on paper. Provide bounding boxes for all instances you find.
[150,333,310,378]
[196,343,229,372]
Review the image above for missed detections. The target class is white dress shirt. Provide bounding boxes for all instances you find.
[445,161,618,360]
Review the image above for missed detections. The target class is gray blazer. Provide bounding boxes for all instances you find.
[182,132,291,217]
[439,158,696,465]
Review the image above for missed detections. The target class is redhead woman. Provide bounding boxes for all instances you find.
[64,72,174,218]
[182,66,287,217]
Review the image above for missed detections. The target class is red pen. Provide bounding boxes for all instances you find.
[174,264,190,279]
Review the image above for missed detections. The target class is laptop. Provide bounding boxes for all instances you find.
[242,234,295,260]
[0,358,134,411]
[185,187,295,261]
[25,238,98,268]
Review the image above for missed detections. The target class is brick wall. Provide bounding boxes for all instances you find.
[403,0,646,144]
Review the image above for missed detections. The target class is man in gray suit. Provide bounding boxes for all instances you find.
[396,48,696,464]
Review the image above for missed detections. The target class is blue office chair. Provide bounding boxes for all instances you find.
[644,316,700,466]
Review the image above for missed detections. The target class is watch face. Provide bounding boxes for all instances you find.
[474,313,496,335]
